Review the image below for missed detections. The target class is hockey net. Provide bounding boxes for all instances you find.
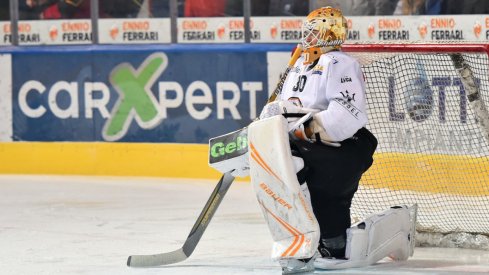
[343,43,489,250]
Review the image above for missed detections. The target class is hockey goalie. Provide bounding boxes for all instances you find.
[247,6,417,274]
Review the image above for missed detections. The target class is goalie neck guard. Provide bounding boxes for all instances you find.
[301,6,348,64]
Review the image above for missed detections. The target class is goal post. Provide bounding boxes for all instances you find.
[341,43,489,249]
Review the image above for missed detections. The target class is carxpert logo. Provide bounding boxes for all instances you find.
[16,51,264,142]
[102,53,168,141]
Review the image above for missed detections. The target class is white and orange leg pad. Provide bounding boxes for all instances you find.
[248,115,320,261]
[315,204,418,270]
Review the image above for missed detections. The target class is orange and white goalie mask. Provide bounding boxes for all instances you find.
[301,6,348,64]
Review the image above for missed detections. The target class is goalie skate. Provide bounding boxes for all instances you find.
[279,253,317,274]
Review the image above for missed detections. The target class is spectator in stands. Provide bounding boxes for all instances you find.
[398,0,489,15]
[311,1,349,14]
[348,0,399,15]
[441,0,489,14]
[268,0,309,16]
[424,0,442,14]
[225,0,270,16]
[184,0,227,17]
[226,0,309,16]
[398,0,426,15]
[312,0,398,16]
[43,0,90,19]
[19,0,52,19]
[151,0,185,17]
[19,0,91,19]
[101,0,141,18]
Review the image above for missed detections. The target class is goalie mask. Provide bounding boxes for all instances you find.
[301,6,348,64]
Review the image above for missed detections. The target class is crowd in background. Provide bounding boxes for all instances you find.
[1,0,489,21]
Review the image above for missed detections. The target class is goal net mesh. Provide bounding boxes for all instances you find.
[344,44,489,249]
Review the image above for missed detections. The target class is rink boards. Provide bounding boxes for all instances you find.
[0,45,488,195]
[0,45,286,179]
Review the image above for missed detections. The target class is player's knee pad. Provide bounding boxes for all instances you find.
[346,205,417,264]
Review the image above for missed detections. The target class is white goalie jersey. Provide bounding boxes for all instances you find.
[279,51,368,142]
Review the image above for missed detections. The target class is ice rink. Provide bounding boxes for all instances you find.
[1,175,489,275]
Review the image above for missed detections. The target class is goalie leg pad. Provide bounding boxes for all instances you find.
[346,205,416,262]
[248,115,320,261]
[315,204,418,270]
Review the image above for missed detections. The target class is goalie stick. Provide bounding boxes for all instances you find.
[127,171,235,267]
[127,43,303,268]
[267,44,302,103]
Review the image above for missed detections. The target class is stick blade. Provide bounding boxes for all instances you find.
[127,248,187,267]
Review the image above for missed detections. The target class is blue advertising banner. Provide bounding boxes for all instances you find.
[10,44,293,143]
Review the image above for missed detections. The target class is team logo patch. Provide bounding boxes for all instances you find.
[312,64,324,75]
[340,90,356,102]
[333,98,361,119]
[326,55,339,64]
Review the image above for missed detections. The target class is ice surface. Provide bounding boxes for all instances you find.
[0,175,488,275]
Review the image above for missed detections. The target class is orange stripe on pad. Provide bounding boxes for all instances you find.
[260,201,305,257]
[249,142,283,183]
